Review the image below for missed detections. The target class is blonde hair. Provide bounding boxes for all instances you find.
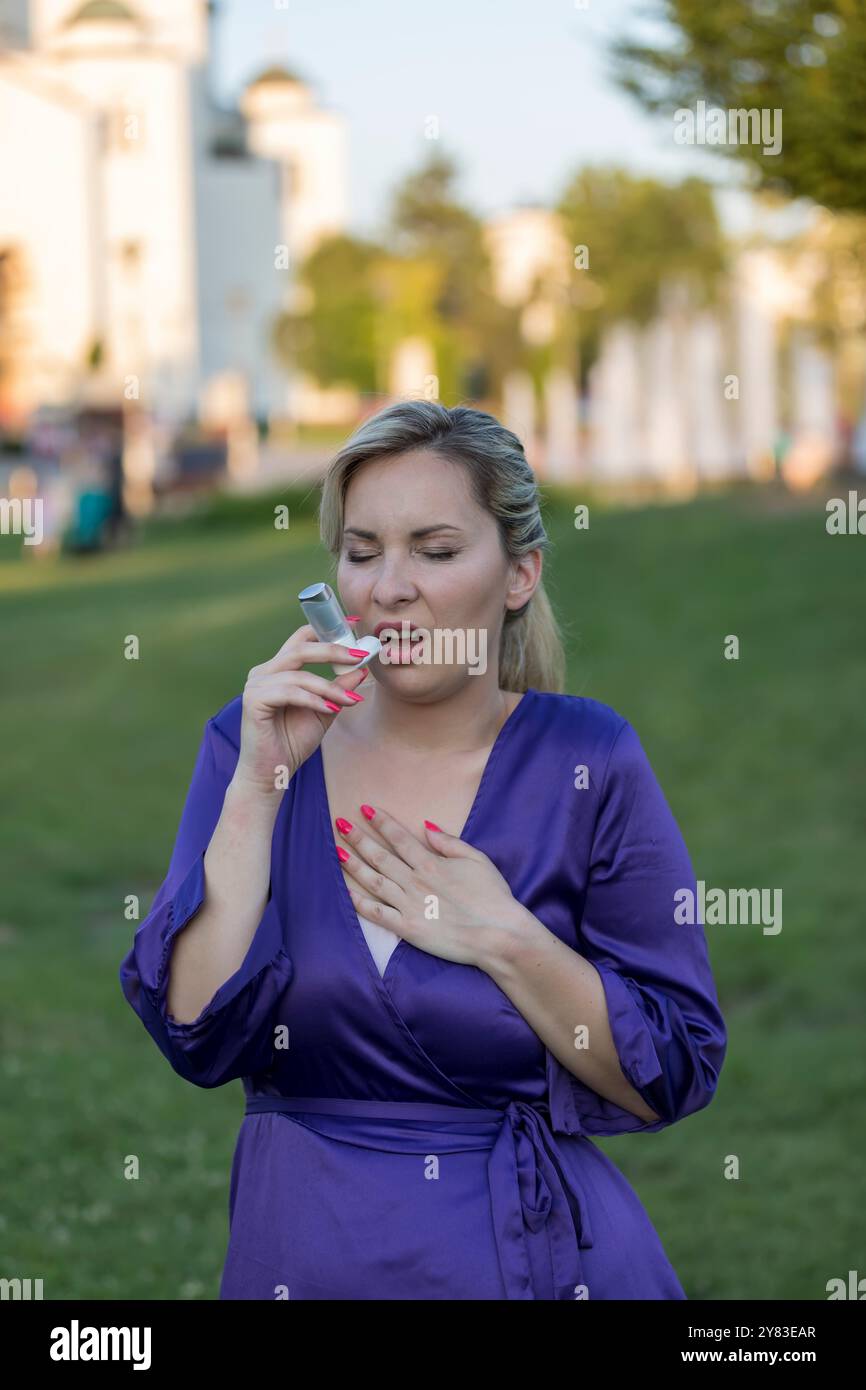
[318,400,567,694]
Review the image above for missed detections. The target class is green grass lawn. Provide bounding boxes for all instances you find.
[1,481,864,1299]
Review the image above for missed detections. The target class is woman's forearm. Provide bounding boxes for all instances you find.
[165,777,283,1024]
[479,908,661,1124]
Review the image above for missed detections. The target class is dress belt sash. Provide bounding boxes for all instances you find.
[244,1094,593,1301]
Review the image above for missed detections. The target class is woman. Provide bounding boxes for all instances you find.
[119,400,727,1301]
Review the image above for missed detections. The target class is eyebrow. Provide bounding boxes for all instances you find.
[343,525,465,540]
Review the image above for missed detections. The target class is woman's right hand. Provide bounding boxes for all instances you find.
[233,624,371,798]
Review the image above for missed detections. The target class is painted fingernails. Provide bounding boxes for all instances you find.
[324,700,341,712]
[345,691,364,702]
[349,648,368,657]
[335,818,353,834]
[336,846,350,863]
[360,804,375,820]
[345,615,360,622]
[424,820,443,832]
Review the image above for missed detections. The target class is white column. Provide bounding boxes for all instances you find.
[643,314,691,488]
[502,369,536,453]
[734,252,779,479]
[686,312,735,481]
[782,329,838,488]
[388,337,437,399]
[543,367,580,481]
[589,323,642,481]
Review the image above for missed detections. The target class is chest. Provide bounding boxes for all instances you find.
[318,737,492,843]
[272,698,592,1104]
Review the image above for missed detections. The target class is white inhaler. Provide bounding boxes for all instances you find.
[298,582,381,673]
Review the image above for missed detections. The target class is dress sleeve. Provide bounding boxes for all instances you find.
[118,715,294,1089]
[546,719,727,1137]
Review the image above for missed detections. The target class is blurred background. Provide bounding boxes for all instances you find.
[1,0,864,1299]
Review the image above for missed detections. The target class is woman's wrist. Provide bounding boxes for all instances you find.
[224,768,286,817]
[474,902,549,983]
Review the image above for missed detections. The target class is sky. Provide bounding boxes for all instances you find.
[212,0,803,243]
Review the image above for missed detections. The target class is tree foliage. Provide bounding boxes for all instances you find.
[387,151,523,399]
[611,0,866,214]
[271,234,382,393]
[557,165,728,372]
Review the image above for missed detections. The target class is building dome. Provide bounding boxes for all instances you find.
[246,64,306,89]
[64,0,139,23]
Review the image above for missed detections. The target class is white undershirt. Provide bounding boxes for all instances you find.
[357,914,401,975]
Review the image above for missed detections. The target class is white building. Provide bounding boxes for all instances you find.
[0,0,347,428]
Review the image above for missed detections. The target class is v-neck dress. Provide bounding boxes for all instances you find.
[119,688,727,1300]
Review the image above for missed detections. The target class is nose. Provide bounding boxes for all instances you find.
[369,558,419,609]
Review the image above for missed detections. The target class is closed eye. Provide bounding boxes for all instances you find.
[347,551,459,562]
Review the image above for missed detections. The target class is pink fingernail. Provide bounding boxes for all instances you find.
[349,648,368,657]
[335,818,353,834]
[424,820,442,832]
[345,691,365,702]
[360,804,375,820]
[336,846,350,863]
[345,615,360,622]
[324,700,341,712]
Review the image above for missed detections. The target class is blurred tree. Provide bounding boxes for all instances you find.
[271,156,523,404]
[387,150,522,401]
[271,234,382,394]
[557,166,728,377]
[369,252,443,390]
[610,0,866,215]
[390,151,491,319]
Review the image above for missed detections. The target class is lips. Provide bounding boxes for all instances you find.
[373,620,423,640]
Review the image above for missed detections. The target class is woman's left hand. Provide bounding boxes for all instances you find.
[334,804,523,970]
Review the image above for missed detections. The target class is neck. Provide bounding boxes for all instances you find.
[352,675,517,757]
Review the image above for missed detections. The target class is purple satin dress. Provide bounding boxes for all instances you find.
[119,688,726,1300]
